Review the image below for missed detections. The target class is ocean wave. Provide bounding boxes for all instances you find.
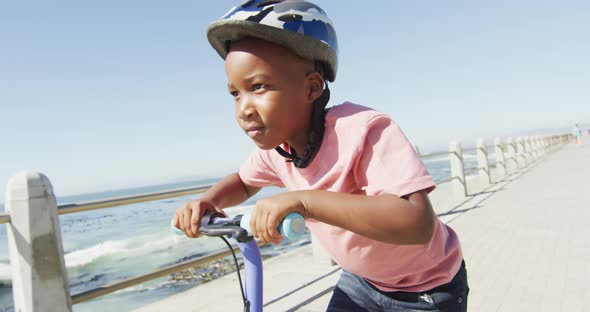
[65,240,128,268]
[69,273,106,289]
[65,230,222,270]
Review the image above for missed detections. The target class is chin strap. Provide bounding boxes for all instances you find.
[275,82,330,168]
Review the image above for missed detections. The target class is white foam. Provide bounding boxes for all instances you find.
[65,240,128,268]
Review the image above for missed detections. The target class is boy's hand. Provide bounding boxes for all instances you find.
[173,200,220,238]
[251,191,306,245]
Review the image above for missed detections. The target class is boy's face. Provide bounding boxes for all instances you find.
[225,38,317,151]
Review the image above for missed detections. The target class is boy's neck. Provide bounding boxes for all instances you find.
[286,121,311,155]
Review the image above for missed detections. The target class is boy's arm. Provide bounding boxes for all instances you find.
[301,190,436,245]
[252,189,435,245]
[203,172,261,209]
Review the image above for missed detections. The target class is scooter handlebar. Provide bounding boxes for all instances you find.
[170,212,305,242]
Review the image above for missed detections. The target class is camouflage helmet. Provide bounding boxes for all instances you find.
[207,0,339,82]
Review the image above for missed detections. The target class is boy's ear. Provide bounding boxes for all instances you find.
[306,71,324,102]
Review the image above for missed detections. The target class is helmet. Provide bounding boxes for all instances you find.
[207,0,339,82]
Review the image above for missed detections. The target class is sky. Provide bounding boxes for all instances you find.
[1,0,589,199]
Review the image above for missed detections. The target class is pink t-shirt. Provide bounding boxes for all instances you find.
[239,103,462,292]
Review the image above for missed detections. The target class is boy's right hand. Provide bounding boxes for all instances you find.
[173,200,219,238]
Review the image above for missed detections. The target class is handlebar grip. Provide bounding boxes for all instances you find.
[240,212,305,241]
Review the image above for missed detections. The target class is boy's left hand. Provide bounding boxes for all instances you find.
[250,191,306,245]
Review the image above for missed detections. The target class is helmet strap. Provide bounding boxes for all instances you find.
[275,79,330,168]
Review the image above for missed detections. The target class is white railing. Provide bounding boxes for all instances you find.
[0,133,574,311]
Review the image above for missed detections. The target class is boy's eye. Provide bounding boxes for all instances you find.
[252,84,266,91]
[229,90,239,98]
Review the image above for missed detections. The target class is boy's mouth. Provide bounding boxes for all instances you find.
[245,126,265,137]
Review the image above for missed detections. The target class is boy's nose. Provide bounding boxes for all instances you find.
[237,97,256,120]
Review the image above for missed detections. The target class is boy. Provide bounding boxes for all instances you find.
[174,1,468,310]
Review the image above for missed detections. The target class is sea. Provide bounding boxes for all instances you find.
[0,151,490,311]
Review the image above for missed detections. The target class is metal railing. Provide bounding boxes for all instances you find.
[59,185,211,215]
[0,185,211,225]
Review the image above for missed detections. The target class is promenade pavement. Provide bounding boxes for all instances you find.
[135,140,588,311]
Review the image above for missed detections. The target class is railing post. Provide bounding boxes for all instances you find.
[542,136,548,154]
[520,136,528,164]
[5,171,72,312]
[449,141,467,196]
[476,139,491,185]
[524,137,533,163]
[531,136,539,159]
[494,137,506,178]
[506,137,518,173]
[516,136,526,167]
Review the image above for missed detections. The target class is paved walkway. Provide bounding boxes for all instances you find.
[135,140,589,311]
[452,141,590,311]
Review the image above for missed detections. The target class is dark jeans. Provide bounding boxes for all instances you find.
[327,261,469,311]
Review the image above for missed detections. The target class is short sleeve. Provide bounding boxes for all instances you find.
[239,149,285,188]
[353,116,435,197]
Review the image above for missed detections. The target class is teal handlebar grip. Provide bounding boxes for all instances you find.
[240,212,305,241]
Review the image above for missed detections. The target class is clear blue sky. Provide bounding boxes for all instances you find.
[1,0,588,199]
